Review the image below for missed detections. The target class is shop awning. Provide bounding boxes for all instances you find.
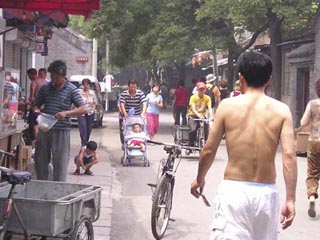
[0,0,101,18]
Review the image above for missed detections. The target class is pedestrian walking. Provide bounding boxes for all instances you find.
[191,51,297,240]
[230,79,241,97]
[119,80,147,147]
[205,74,221,113]
[173,80,189,125]
[26,68,38,141]
[33,60,87,181]
[300,78,320,218]
[77,78,97,146]
[146,84,163,140]
[29,69,48,140]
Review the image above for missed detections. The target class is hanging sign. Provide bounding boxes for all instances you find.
[36,42,45,53]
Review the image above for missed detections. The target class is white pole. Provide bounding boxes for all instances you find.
[92,38,98,78]
[105,35,110,111]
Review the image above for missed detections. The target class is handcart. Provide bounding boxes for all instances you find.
[172,125,190,146]
[0,180,102,239]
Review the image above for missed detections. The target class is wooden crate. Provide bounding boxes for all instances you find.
[19,146,32,170]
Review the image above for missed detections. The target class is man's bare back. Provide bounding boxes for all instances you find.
[301,99,320,140]
[219,91,293,183]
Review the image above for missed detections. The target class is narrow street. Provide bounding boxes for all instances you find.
[78,108,320,240]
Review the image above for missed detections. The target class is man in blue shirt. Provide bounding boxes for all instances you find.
[33,60,87,181]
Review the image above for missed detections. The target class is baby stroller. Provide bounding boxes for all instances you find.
[121,116,150,167]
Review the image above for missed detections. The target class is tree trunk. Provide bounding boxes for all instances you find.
[313,7,320,84]
[267,9,283,100]
[227,47,235,92]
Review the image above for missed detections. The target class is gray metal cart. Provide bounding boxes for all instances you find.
[0,180,102,239]
[172,125,190,146]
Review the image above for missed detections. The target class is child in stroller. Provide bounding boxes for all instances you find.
[122,116,150,166]
[126,123,146,152]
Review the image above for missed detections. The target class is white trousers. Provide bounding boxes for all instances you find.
[210,180,279,240]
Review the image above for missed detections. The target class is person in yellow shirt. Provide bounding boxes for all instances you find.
[187,82,213,155]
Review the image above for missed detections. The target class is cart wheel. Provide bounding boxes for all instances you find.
[3,232,13,240]
[70,217,94,240]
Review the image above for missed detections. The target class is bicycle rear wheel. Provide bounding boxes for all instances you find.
[151,174,173,239]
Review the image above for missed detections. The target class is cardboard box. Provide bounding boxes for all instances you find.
[296,132,309,153]
[21,146,32,160]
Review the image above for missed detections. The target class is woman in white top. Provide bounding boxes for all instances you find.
[77,78,97,146]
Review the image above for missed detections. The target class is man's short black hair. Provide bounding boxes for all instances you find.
[48,60,67,76]
[178,80,185,86]
[39,68,47,74]
[128,79,138,86]
[86,141,98,151]
[27,68,37,76]
[236,51,272,88]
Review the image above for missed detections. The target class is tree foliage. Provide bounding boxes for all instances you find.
[68,0,319,91]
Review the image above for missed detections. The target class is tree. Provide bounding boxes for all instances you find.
[196,0,317,98]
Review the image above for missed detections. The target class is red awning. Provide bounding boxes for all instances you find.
[0,0,101,18]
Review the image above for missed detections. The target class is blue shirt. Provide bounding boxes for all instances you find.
[34,80,84,129]
[146,93,163,115]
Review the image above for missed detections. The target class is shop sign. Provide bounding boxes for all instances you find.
[76,56,88,62]
[36,42,45,53]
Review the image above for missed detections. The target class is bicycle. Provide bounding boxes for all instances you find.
[147,140,208,239]
[0,149,32,240]
[186,118,212,155]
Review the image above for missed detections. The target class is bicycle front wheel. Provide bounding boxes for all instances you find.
[151,174,173,239]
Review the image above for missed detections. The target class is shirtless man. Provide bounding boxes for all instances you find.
[27,68,38,141]
[191,51,297,240]
[300,79,320,218]
[30,68,48,103]
[29,68,48,140]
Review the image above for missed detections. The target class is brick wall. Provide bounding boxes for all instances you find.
[45,28,93,79]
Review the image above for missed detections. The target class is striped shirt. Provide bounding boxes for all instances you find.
[34,80,85,129]
[119,89,146,116]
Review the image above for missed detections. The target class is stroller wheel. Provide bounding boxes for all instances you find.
[144,157,150,167]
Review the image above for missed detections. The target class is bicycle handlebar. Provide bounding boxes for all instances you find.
[147,140,200,151]
[192,118,213,123]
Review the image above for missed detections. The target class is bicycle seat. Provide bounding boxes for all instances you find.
[5,171,32,185]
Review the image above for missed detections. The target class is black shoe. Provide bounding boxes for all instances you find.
[84,170,94,176]
[185,149,192,156]
[308,195,316,218]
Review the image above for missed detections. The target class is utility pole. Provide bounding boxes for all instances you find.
[105,34,110,111]
[106,34,110,76]
[92,38,98,78]
[213,47,219,87]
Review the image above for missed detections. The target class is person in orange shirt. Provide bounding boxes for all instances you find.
[206,74,221,112]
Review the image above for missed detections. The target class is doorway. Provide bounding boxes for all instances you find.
[295,68,310,127]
